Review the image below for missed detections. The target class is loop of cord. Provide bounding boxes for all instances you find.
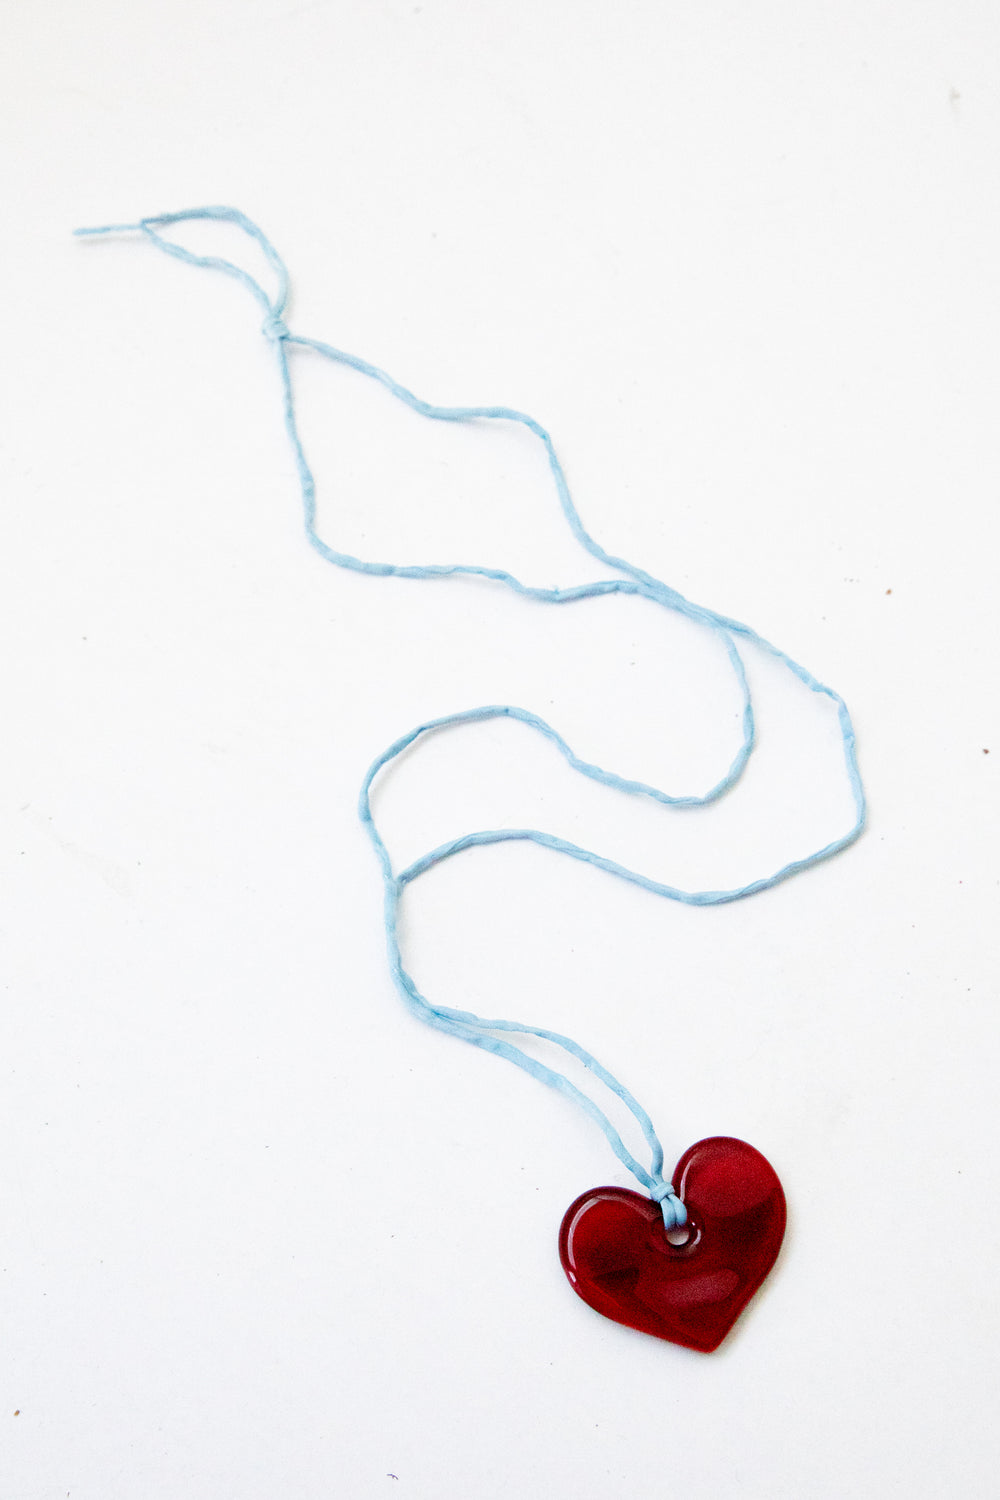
[649,1181,687,1231]
[75,207,866,1225]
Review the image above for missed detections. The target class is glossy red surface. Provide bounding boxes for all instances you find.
[558,1137,786,1352]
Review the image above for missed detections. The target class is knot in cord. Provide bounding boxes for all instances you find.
[262,312,289,342]
[650,1179,687,1230]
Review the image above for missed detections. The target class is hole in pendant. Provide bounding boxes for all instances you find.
[666,1226,693,1247]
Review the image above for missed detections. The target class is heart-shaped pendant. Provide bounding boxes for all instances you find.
[558,1137,786,1351]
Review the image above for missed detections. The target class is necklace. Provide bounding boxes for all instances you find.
[76,206,865,1352]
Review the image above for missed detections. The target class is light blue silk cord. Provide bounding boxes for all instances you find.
[76,206,866,1228]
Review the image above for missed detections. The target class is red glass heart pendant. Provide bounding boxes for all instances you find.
[559,1136,786,1352]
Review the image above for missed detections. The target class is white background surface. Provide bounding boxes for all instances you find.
[2,2,998,1496]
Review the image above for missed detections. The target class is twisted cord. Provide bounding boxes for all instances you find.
[75,207,866,1227]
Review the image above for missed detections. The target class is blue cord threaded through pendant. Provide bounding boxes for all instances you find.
[75,206,866,1228]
